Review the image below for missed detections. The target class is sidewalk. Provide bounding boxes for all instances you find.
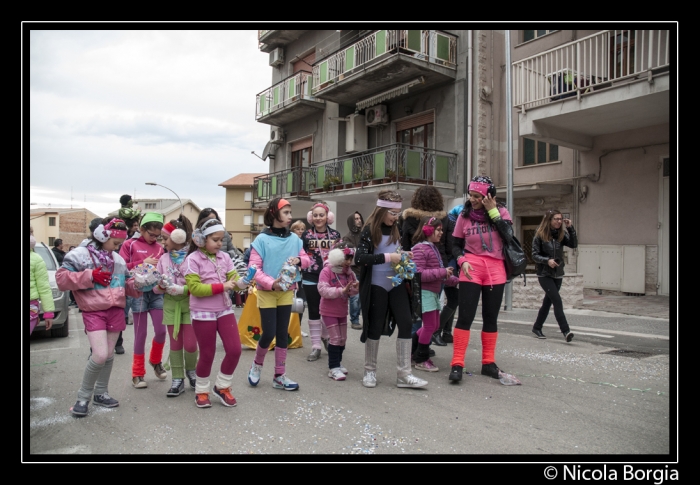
[572,290,670,320]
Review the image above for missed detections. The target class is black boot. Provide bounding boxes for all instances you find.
[431,332,447,346]
[411,333,419,359]
[439,306,456,343]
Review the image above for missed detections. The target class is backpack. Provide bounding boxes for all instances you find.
[503,234,527,285]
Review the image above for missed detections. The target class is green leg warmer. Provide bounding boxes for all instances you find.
[170,349,184,379]
[184,350,198,373]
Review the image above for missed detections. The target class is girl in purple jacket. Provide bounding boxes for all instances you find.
[317,245,359,381]
[183,218,254,408]
[411,216,459,373]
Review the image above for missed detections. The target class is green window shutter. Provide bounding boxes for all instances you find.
[375,31,386,56]
[435,156,449,182]
[320,61,328,84]
[288,78,296,99]
[259,96,266,115]
[287,173,294,191]
[271,176,278,195]
[257,180,263,198]
[273,86,279,106]
[437,34,449,61]
[374,152,385,178]
[407,151,421,178]
[317,166,325,186]
[343,159,353,184]
[407,30,421,52]
[523,138,535,166]
[345,46,355,71]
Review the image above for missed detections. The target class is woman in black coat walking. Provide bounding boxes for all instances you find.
[531,209,578,342]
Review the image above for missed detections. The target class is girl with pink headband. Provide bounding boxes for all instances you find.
[300,201,341,363]
[56,217,142,416]
[355,189,428,389]
[448,175,520,385]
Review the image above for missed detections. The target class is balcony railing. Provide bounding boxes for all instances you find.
[256,70,321,120]
[312,30,457,94]
[512,29,670,110]
[253,143,457,203]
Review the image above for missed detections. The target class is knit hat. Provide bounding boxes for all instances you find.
[468,175,496,198]
[140,212,164,227]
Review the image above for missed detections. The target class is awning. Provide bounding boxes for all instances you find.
[356,77,425,111]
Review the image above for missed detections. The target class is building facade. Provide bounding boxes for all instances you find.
[251,28,672,296]
[219,173,266,249]
[30,207,102,249]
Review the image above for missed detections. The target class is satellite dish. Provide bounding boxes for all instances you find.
[261,141,278,161]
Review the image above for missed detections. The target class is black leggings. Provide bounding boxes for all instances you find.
[366,285,413,340]
[302,283,321,320]
[533,277,570,333]
[259,306,292,349]
[443,285,459,309]
[454,282,505,333]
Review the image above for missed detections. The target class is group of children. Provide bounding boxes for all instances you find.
[47,187,497,418]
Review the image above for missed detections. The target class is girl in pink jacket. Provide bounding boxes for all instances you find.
[56,218,141,417]
[411,216,459,373]
[317,245,359,381]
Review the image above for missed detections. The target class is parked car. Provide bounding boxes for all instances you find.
[32,242,70,337]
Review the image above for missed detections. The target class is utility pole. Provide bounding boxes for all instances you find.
[504,30,514,311]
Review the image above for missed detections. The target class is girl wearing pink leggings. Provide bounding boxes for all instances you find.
[184,218,254,408]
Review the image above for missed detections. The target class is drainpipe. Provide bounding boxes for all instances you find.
[504,29,513,311]
[465,30,473,198]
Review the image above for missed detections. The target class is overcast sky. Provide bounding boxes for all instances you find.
[26,28,272,225]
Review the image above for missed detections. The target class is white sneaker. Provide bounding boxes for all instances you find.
[328,368,346,381]
[301,331,309,337]
[362,370,377,388]
[339,364,348,374]
[248,362,262,387]
[397,373,428,388]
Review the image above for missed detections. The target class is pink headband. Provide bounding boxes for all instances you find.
[377,199,402,209]
[469,181,491,197]
[311,202,329,213]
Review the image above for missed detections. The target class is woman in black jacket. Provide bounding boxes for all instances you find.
[531,209,578,342]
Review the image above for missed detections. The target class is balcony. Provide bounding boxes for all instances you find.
[258,30,308,53]
[253,143,458,204]
[311,30,458,107]
[256,71,325,125]
[512,29,670,151]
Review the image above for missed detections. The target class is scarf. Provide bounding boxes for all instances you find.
[469,208,488,223]
[87,244,114,272]
[170,246,188,265]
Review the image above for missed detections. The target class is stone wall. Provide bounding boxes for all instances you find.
[510,273,584,310]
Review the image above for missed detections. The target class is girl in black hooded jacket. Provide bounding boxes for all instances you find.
[531,209,578,341]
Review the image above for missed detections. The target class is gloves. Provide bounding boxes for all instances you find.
[165,285,185,296]
[92,269,112,287]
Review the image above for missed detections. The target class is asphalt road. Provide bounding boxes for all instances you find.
[26,305,673,461]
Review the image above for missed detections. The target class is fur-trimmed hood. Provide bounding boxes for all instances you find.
[401,207,447,221]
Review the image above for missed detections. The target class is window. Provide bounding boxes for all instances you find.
[523,30,555,42]
[396,112,435,180]
[258,215,264,224]
[145,203,156,209]
[244,191,252,202]
[243,215,252,226]
[523,138,559,166]
[48,237,55,247]
[243,237,251,248]
[291,137,313,193]
[611,30,636,77]
[49,217,56,226]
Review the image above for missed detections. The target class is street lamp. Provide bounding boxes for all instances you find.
[145,182,183,215]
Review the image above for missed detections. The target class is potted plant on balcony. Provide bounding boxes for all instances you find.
[397,165,407,182]
[352,172,363,188]
[385,168,396,183]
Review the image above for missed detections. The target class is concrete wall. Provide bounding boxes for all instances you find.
[509,273,584,310]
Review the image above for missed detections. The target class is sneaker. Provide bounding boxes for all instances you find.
[93,392,119,408]
[151,362,167,380]
[307,348,321,361]
[321,338,329,351]
[362,371,377,388]
[167,379,185,397]
[272,374,299,391]
[415,359,439,372]
[532,329,547,339]
[397,373,428,388]
[114,344,125,355]
[213,386,237,407]
[339,365,348,374]
[449,365,463,382]
[132,376,147,389]
[185,370,197,390]
[301,331,309,337]
[328,368,346,381]
[351,323,362,330]
[481,362,500,379]
[248,362,262,387]
[441,333,453,344]
[70,400,89,417]
[195,393,212,408]
[565,331,575,342]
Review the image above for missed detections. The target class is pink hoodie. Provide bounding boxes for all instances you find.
[317,261,359,318]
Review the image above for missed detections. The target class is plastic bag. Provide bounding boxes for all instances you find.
[277,258,300,291]
[498,370,522,386]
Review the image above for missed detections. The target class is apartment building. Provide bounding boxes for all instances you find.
[251,28,672,296]
[30,207,102,249]
[219,173,266,249]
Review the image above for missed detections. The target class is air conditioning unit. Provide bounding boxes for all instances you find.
[270,127,285,145]
[269,47,284,67]
[365,105,389,126]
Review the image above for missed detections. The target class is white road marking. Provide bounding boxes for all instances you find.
[475,319,669,340]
